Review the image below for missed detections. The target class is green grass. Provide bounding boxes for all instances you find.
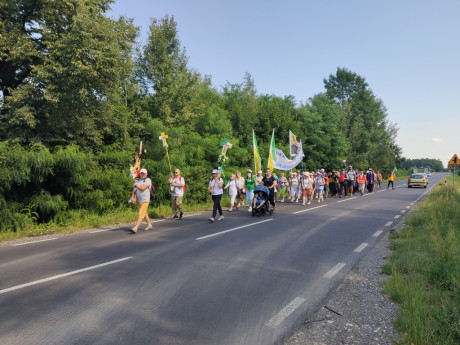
[382,174,460,345]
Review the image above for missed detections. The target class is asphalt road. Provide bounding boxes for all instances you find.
[0,173,444,345]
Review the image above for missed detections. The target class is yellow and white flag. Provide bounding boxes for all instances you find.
[253,130,262,172]
[267,129,276,172]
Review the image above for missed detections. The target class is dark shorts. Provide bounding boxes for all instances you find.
[347,180,354,187]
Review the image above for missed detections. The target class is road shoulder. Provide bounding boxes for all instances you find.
[284,228,400,345]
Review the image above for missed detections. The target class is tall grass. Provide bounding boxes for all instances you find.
[382,175,460,345]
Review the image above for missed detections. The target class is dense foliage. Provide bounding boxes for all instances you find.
[1,1,407,232]
[402,158,444,173]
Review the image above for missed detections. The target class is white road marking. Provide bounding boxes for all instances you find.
[394,215,400,219]
[353,243,369,253]
[401,210,407,213]
[338,196,356,203]
[378,190,385,193]
[183,212,203,217]
[195,219,274,240]
[292,204,327,214]
[410,203,415,205]
[12,238,58,246]
[89,228,114,233]
[385,221,393,227]
[406,206,411,209]
[324,263,346,279]
[372,230,383,237]
[0,257,133,295]
[266,297,306,328]
[90,219,167,233]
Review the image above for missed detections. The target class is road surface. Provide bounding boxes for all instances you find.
[0,174,443,345]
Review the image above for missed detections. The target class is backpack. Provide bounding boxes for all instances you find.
[149,184,156,199]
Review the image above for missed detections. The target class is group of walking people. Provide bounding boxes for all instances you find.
[128,165,396,231]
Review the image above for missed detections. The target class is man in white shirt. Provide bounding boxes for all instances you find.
[168,169,185,219]
[130,168,153,233]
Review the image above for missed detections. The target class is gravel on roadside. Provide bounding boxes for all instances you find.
[284,231,400,345]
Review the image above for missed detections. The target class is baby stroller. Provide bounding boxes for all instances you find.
[252,185,273,216]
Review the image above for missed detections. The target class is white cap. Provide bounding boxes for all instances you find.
[140,168,147,174]
[212,169,218,174]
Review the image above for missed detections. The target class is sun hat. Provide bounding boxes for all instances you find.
[247,168,252,172]
[258,170,262,174]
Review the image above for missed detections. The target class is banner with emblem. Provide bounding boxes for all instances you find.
[289,130,300,157]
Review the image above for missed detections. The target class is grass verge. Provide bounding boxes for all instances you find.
[382,175,460,345]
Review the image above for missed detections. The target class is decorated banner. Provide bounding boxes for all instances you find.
[274,140,303,171]
[159,132,173,177]
[218,138,232,182]
[267,129,276,172]
[253,130,262,172]
[130,141,146,180]
[289,130,300,157]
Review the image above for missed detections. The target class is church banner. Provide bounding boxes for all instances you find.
[274,140,303,171]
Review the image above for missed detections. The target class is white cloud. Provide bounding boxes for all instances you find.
[432,138,443,142]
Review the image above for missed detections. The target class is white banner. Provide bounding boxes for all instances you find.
[274,140,304,170]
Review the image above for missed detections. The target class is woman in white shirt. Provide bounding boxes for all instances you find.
[208,169,224,223]
[224,174,237,212]
[235,171,246,209]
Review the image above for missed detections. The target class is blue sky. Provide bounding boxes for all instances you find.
[109,0,460,168]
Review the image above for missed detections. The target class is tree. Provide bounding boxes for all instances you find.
[222,73,259,146]
[0,0,138,148]
[140,15,200,126]
[298,94,348,170]
[323,67,401,171]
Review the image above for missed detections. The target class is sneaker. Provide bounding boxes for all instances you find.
[302,203,305,206]
[273,206,276,211]
[308,201,311,205]
[218,215,224,221]
[280,199,284,203]
[208,217,215,223]
[248,207,252,212]
[295,199,299,203]
[130,228,137,233]
[290,199,294,203]
[173,214,179,219]
[179,212,184,219]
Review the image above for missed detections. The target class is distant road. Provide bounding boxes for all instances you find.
[0,174,444,345]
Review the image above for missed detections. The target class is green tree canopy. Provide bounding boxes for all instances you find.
[0,0,138,148]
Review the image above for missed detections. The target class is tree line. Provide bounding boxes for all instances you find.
[1,1,404,232]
